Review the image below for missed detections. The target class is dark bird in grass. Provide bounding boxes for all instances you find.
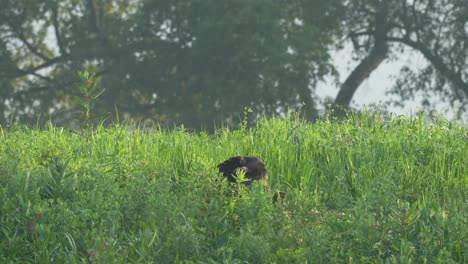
[217,156,285,203]
[217,156,269,187]
[272,191,286,204]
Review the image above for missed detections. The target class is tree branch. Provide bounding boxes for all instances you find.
[349,30,374,49]
[333,40,388,107]
[14,56,64,79]
[16,32,50,62]
[388,36,468,99]
[333,3,390,114]
[30,72,52,82]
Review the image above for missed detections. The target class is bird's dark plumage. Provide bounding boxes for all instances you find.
[217,156,268,186]
[217,156,285,203]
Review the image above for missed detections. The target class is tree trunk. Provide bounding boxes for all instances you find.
[333,3,390,116]
[333,41,388,108]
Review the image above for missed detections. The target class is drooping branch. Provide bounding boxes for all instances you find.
[16,31,50,62]
[14,56,64,79]
[388,36,468,99]
[9,5,67,80]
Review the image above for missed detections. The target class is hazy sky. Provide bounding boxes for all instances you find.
[318,45,466,122]
[317,45,428,115]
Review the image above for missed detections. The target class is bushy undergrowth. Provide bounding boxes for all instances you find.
[0,113,467,263]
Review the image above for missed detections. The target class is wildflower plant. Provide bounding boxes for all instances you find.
[73,71,109,130]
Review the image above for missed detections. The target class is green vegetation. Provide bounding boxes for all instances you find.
[72,71,108,131]
[0,113,466,263]
[4,1,468,128]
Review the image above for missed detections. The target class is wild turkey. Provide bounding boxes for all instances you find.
[217,156,285,203]
[217,156,269,187]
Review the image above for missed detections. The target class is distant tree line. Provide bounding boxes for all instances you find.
[1,0,467,128]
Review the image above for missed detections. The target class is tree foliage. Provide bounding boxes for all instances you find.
[335,0,468,116]
[0,0,341,128]
[1,0,467,127]
[388,0,468,115]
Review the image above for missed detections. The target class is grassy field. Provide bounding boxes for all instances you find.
[0,113,466,263]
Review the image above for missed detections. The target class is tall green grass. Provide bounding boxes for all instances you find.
[0,113,466,263]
